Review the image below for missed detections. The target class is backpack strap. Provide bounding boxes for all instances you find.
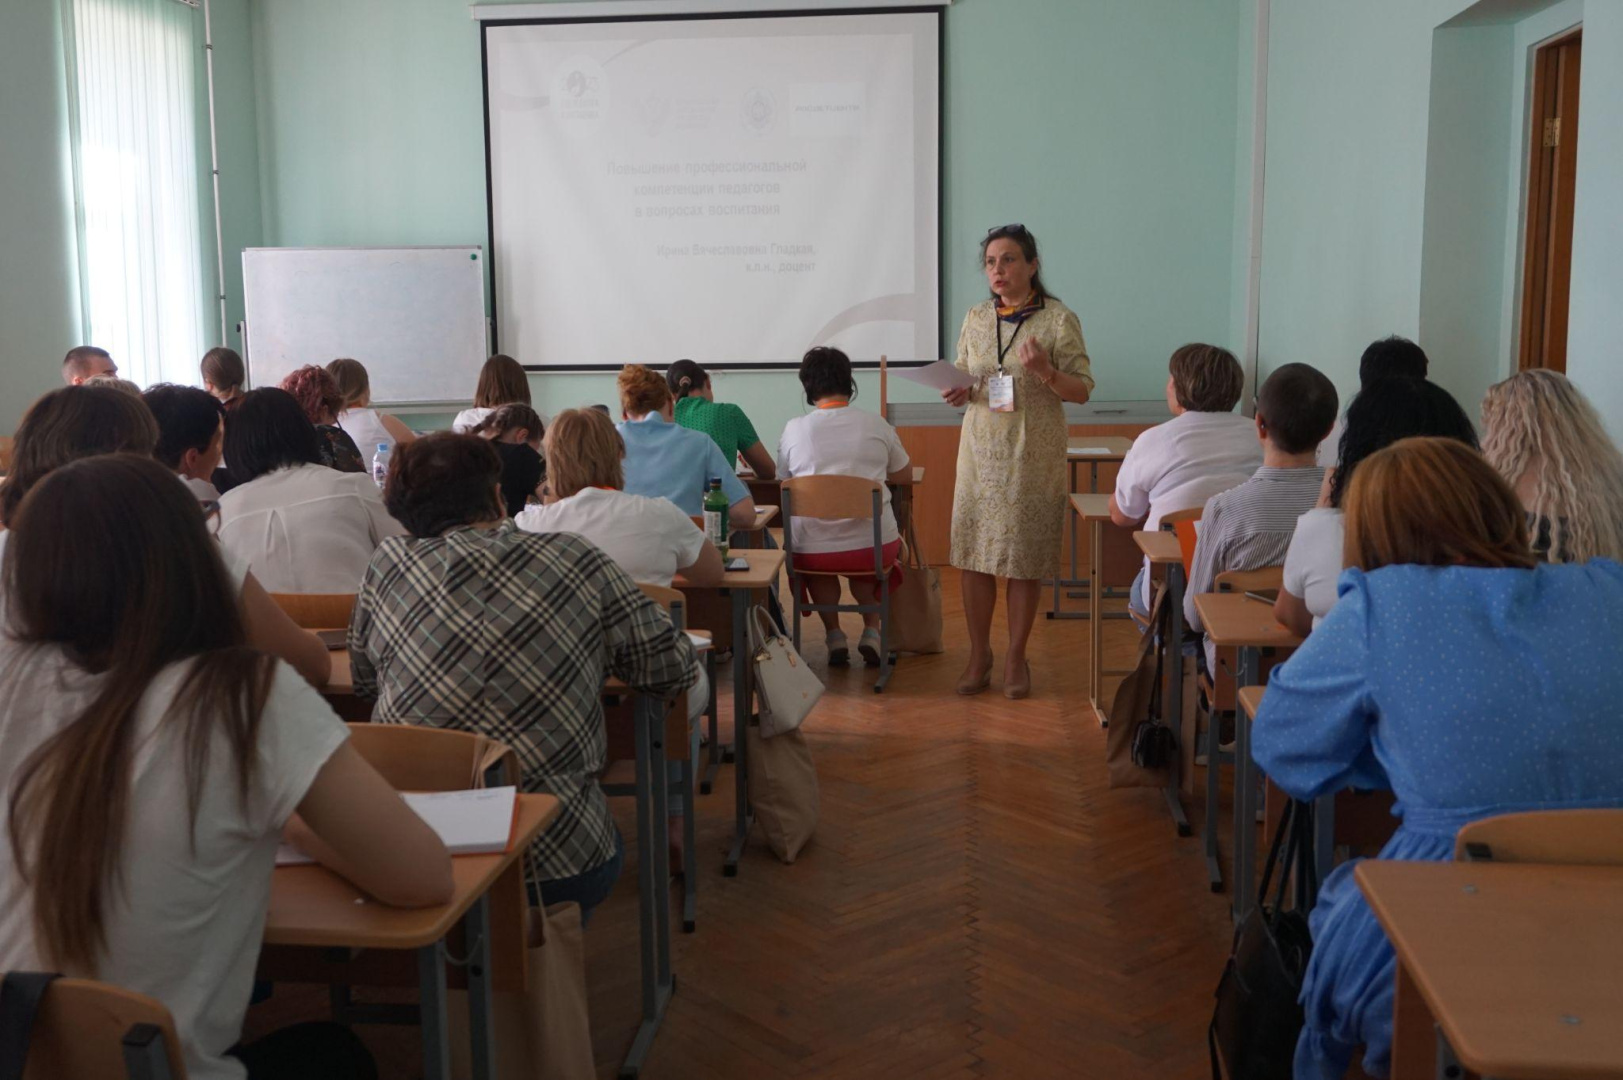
[0,972,61,1080]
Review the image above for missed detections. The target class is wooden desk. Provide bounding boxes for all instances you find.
[1073,494,1135,726]
[1051,437,1135,620]
[1357,860,1623,1080]
[730,504,779,549]
[675,547,786,874]
[1194,592,1305,920]
[1134,531,1191,838]
[1237,685,1264,722]
[264,794,559,1080]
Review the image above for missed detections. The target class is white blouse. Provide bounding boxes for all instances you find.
[216,463,405,594]
[1282,507,1346,628]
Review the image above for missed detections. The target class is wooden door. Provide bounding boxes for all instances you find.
[1519,29,1581,373]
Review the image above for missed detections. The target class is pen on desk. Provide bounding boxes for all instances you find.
[1243,590,1278,605]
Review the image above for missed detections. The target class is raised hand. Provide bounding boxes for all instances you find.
[1018,337,1054,383]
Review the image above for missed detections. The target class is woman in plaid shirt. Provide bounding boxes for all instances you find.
[349,434,697,917]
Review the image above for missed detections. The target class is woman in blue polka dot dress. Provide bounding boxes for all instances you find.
[1253,436,1623,1080]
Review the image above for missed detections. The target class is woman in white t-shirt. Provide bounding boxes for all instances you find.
[1276,377,1479,635]
[0,385,331,689]
[217,389,406,595]
[0,454,452,1080]
[327,357,417,464]
[453,354,543,434]
[778,348,912,667]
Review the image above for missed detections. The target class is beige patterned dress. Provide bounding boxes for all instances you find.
[949,296,1094,579]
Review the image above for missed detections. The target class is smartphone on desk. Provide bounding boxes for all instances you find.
[725,557,750,571]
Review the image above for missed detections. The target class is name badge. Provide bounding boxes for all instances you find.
[987,373,1015,413]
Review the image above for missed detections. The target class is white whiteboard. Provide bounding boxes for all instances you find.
[242,247,488,404]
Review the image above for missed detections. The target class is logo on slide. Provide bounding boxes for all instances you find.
[740,87,776,136]
[552,56,607,131]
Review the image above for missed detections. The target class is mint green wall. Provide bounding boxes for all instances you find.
[241,0,1245,446]
[209,0,265,348]
[1260,0,1623,432]
[0,0,81,431]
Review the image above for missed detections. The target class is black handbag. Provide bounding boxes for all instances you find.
[1209,799,1318,1080]
[1130,597,1176,770]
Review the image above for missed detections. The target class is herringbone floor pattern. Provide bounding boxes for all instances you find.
[247,568,1239,1079]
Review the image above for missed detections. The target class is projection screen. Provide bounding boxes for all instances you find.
[482,8,941,369]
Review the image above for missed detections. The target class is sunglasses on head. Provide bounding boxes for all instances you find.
[985,223,1029,239]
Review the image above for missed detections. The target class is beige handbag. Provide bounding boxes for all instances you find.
[447,901,593,1080]
[1107,587,1173,790]
[749,604,824,738]
[888,524,944,655]
[746,722,820,863]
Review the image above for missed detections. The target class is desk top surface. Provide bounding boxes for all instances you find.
[1193,592,1303,649]
[1067,436,1134,459]
[1356,859,1623,1080]
[744,505,779,529]
[1237,685,1264,720]
[1070,493,1113,519]
[676,546,784,590]
[265,793,559,950]
[1133,531,1182,563]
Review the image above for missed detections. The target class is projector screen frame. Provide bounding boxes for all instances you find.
[478,4,946,372]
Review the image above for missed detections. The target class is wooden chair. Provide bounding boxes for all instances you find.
[1454,809,1623,865]
[1200,566,1287,712]
[1130,506,1203,633]
[2,975,186,1079]
[345,722,519,790]
[0,435,13,473]
[781,475,900,692]
[268,592,355,630]
[601,582,704,931]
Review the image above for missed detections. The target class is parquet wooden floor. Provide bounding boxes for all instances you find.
[244,567,1241,1079]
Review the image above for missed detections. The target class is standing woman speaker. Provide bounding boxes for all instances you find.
[941,225,1094,698]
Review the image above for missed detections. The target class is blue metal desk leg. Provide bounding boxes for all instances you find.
[463,894,495,1080]
[725,585,753,875]
[418,941,450,1080]
[621,693,673,1078]
[1233,645,1261,923]
[1163,563,1192,837]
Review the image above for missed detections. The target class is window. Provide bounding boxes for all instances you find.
[65,0,207,387]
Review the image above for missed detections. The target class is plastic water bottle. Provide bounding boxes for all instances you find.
[371,443,391,488]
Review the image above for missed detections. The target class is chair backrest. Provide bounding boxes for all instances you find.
[0,435,13,472]
[781,475,882,521]
[638,581,686,631]
[1159,507,1202,575]
[9,976,187,1080]
[345,723,519,791]
[1215,565,1284,595]
[1453,809,1623,865]
[268,593,355,630]
[1159,506,1203,528]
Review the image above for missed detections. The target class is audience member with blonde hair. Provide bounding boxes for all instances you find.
[326,357,417,461]
[616,364,755,529]
[453,354,540,434]
[1480,368,1623,563]
[471,402,547,517]
[1253,436,1623,1080]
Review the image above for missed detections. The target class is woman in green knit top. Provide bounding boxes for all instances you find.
[666,360,777,480]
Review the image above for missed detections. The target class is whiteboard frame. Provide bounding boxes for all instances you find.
[241,245,489,408]
[472,0,948,20]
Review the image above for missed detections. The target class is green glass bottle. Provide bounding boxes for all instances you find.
[703,478,730,559]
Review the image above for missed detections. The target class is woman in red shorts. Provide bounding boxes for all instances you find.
[777,347,912,666]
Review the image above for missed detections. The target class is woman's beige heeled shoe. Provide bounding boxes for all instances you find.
[1003,662,1032,700]
[956,654,994,696]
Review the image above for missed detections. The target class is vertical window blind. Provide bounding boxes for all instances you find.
[65,0,207,387]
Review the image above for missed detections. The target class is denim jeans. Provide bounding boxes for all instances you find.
[528,828,625,924]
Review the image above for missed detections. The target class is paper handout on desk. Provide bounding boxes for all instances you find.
[893,360,975,393]
[276,785,519,865]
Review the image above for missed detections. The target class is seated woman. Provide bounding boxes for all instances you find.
[280,365,366,473]
[0,454,452,1080]
[616,365,755,530]
[326,357,418,464]
[350,434,697,917]
[1,386,330,688]
[1274,378,1477,636]
[453,353,540,434]
[1480,368,1623,564]
[142,383,226,502]
[216,388,405,595]
[202,345,247,413]
[667,359,777,480]
[1252,436,1623,1080]
[777,347,911,666]
[470,402,547,517]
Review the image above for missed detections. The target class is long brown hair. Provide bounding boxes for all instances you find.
[4,455,277,970]
[0,386,159,526]
[470,403,545,443]
[326,357,370,407]
[474,354,531,409]
[1344,437,1536,573]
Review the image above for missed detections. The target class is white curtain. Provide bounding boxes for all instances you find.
[66,0,207,388]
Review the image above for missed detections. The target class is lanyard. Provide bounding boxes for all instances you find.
[995,315,1025,371]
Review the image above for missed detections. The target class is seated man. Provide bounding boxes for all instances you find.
[60,345,116,385]
[1109,343,1262,614]
[143,383,227,502]
[349,433,697,920]
[1183,363,1337,674]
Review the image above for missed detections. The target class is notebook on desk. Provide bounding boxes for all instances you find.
[277,786,520,864]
